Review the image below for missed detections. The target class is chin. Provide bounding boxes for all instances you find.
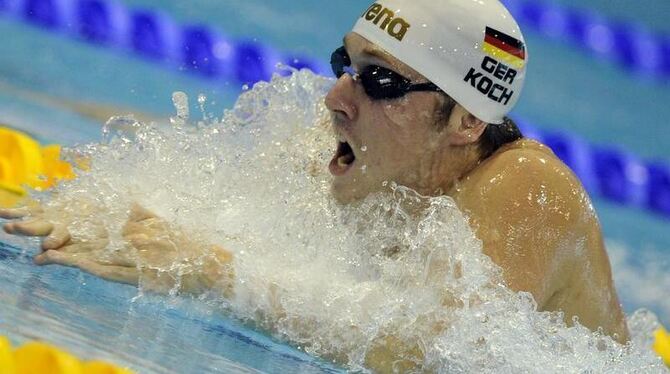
[330,183,354,204]
[331,176,386,204]
[330,181,366,204]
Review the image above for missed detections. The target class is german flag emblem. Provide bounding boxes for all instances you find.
[482,27,526,69]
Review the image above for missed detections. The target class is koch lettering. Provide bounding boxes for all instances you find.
[463,56,517,105]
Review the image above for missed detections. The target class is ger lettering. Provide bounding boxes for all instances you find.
[463,56,516,105]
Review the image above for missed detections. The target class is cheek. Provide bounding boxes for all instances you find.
[379,99,437,150]
[359,110,405,163]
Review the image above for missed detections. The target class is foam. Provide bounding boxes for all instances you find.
[42,68,666,372]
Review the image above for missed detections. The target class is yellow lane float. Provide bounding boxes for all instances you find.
[0,126,76,208]
[655,326,670,367]
[0,336,133,373]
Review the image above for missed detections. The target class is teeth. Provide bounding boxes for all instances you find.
[337,154,355,167]
[338,134,347,143]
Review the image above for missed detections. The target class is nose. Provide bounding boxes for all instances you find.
[325,74,359,123]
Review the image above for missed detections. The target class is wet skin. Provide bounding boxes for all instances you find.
[450,139,629,343]
[326,33,629,343]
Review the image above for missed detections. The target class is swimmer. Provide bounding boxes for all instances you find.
[0,0,630,371]
[325,0,628,345]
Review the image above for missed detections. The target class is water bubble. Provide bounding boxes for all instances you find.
[102,115,141,143]
[197,93,208,119]
[170,91,189,127]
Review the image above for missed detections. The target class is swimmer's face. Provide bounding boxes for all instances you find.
[325,33,484,203]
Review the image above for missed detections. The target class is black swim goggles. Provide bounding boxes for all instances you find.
[330,46,443,100]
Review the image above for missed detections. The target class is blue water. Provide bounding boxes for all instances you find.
[1,0,669,371]
[0,236,343,373]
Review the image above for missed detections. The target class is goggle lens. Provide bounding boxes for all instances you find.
[330,46,442,100]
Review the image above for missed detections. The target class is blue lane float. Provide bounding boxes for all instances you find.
[9,0,666,82]
[518,120,670,219]
[1,0,669,219]
[3,0,667,80]
[501,0,670,79]
[1,0,330,83]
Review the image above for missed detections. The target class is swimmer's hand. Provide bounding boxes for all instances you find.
[1,203,233,296]
[116,204,234,295]
[1,202,82,251]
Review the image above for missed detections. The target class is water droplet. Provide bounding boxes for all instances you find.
[170,91,189,126]
[197,94,209,120]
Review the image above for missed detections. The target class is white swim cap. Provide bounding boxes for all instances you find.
[352,0,527,124]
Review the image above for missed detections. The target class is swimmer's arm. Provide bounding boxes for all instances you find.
[457,148,630,342]
[456,149,581,308]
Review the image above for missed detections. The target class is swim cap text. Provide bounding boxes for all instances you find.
[362,3,411,42]
[464,56,516,106]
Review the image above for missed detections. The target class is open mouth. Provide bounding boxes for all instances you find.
[329,139,356,176]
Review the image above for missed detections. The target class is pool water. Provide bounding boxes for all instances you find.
[0,238,343,373]
[1,0,669,372]
[0,68,665,372]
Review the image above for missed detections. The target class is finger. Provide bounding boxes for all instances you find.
[34,250,139,285]
[121,220,144,237]
[4,219,53,236]
[98,254,135,268]
[122,218,169,239]
[0,207,31,219]
[41,225,72,250]
[40,241,132,267]
[0,203,43,219]
[54,241,101,254]
[126,234,176,254]
[128,203,158,222]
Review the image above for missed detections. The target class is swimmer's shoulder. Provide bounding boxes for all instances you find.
[454,138,595,227]
[458,138,571,186]
[486,138,562,170]
[476,138,584,192]
[451,139,595,307]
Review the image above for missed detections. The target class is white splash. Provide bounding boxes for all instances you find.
[47,69,666,372]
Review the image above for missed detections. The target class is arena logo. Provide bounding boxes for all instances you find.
[361,3,411,41]
[464,56,517,105]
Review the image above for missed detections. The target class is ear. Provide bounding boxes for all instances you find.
[447,112,487,146]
